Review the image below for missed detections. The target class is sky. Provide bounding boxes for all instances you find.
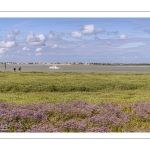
[1,18,150,63]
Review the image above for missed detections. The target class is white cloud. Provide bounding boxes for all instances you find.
[82,24,105,35]
[49,34,55,40]
[120,34,128,40]
[57,32,64,37]
[26,31,46,46]
[49,30,55,40]
[37,34,46,41]
[5,29,19,47]
[52,44,58,49]
[7,33,16,41]
[0,48,8,54]
[49,30,64,40]
[0,41,16,48]
[82,24,95,34]
[6,29,19,42]
[36,53,41,56]
[12,29,20,34]
[35,48,42,52]
[0,30,19,49]
[71,32,82,38]
[95,28,105,34]
[0,31,18,48]
[22,47,30,51]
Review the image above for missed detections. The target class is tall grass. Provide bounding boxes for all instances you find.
[1,72,150,92]
[0,72,150,104]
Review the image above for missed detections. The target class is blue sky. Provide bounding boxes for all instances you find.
[1,18,150,63]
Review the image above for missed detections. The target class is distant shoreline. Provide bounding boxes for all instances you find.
[2,63,150,66]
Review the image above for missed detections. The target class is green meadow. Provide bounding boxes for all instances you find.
[0,72,150,104]
[1,72,150,132]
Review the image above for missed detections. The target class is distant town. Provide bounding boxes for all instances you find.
[1,62,150,66]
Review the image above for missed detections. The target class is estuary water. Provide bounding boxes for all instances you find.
[1,64,150,73]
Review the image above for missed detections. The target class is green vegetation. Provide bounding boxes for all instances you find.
[1,72,150,132]
[0,72,150,104]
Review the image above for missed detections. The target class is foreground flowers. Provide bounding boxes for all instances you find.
[0,101,150,132]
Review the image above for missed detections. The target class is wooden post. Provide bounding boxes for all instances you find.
[4,63,6,70]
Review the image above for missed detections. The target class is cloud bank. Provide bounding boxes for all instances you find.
[26,31,46,46]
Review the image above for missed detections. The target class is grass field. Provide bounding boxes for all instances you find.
[1,72,150,132]
[0,72,150,104]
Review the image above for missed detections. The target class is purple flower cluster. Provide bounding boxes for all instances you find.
[57,120,87,132]
[1,100,149,132]
[27,123,58,132]
[131,102,150,120]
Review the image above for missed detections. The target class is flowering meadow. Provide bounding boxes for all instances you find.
[1,100,150,132]
[1,72,150,132]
